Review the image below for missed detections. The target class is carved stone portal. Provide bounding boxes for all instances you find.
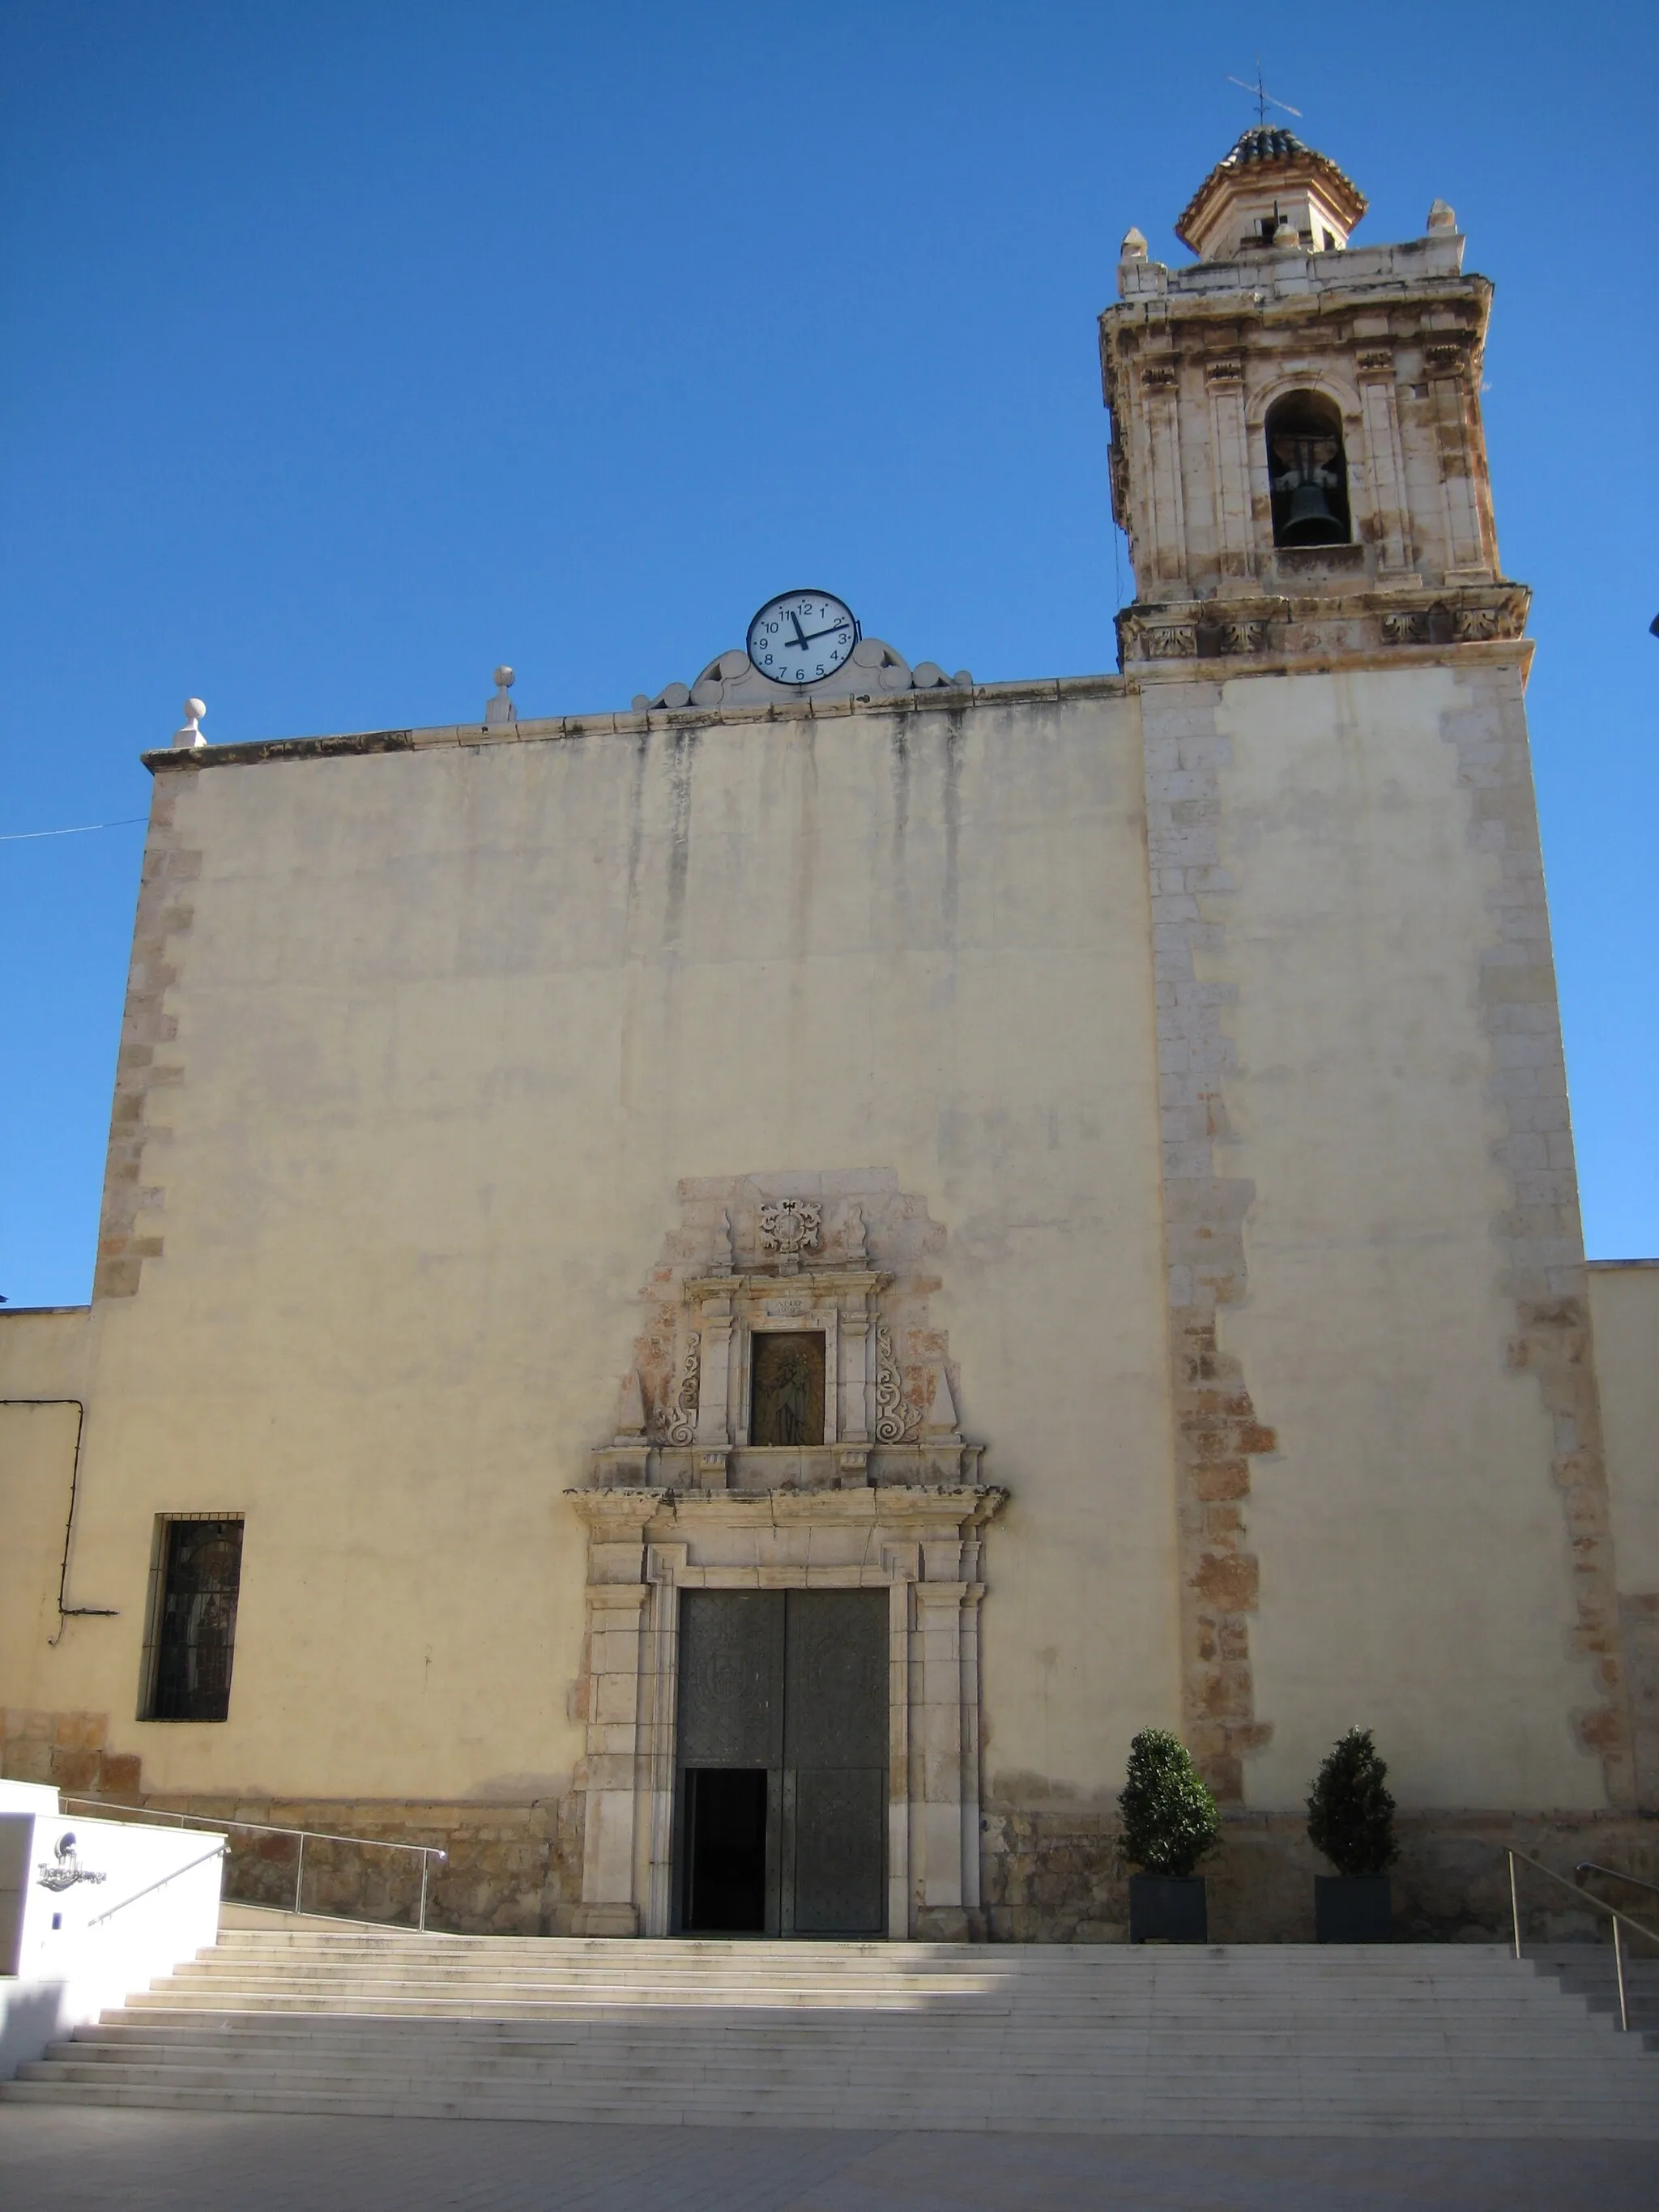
[566,1485,1004,1941]
[570,1172,1004,1938]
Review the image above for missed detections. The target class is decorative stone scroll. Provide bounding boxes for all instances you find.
[664,1336,699,1447]
[1118,610,1277,663]
[1378,586,1529,647]
[874,1324,919,1444]
[1424,339,1473,379]
[1213,620,1271,656]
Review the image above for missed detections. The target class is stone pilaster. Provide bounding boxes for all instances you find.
[1444,671,1635,1806]
[94,782,198,1299]
[1141,679,1275,1801]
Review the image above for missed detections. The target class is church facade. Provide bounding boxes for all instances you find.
[3,128,1655,1941]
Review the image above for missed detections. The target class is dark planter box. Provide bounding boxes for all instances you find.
[1315,1873,1392,1942]
[1128,1874,1207,1944]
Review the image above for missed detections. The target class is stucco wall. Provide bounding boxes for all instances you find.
[6,687,1179,1816]
[1589,1263,1659,1592]
[1195,658,1612,1810]
[0,1311,92,1699]
[1588,1259,1659,1809]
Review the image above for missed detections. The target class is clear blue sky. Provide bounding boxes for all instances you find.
[2,1,1654,1305]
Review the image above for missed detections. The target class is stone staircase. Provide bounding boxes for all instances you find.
[1532,1943,1659,2042]
[4,1924,1657,2135]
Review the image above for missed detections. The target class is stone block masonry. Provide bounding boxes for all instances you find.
[1444,673,1635,1807]
[93,781,198,1299]
[979,1800,1659,1944]
[1140,679,1275,1802]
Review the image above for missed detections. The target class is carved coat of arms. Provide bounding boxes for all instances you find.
[757,1198,821,1261]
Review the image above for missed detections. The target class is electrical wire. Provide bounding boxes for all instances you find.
[0,817,147,843]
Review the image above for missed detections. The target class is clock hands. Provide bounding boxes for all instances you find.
[748,598,857,685]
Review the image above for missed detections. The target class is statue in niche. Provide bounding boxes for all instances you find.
[750,1332,825,1447]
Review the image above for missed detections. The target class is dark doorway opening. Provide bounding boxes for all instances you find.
[682,1768,769,1932]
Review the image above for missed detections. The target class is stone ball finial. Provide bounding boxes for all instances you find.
[1272,217,1299,247]
[184,697,206,722]
[1120,226,1148,261]
[173,697,207,748]
[484,665,518,729]
[1426,198,1456,232]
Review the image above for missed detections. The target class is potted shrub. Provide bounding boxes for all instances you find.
[1119,1728,1222,1942]
[1307,1728,1397,1941]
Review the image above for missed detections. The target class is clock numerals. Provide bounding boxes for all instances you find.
[745,590,859,688]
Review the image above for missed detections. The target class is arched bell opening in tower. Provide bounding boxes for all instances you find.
[1266,391,1352,548]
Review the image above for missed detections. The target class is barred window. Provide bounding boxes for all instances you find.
[144,1518,244,1722]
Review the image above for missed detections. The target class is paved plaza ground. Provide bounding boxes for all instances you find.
[1,2108,1655,2210]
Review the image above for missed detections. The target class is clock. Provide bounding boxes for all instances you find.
[745,590,860,687]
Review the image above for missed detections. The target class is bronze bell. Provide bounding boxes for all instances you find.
[1279,480,1347,546]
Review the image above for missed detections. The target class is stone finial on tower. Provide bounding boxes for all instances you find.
[173,697,207,749]
[1426,198,1456,233]
[1175,126,1367,261]
[485,666,517,727]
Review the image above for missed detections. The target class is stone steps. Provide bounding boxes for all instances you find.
[4,1929,1655,2136]
[1531,1943,1659,2042]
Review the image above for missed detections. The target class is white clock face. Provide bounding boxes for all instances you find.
[746,590,859,686]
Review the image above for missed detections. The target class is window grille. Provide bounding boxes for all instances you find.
[144,1517,245,1722]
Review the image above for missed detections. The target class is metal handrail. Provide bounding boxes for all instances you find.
[61,1797,447,1932]
[1576,1859,1659,1903]
[1508,1848,1659,2034]
[87,1843,228,1928]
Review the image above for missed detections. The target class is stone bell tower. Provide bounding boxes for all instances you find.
[1098,130,1634,1818]
[1101,125,1526,665]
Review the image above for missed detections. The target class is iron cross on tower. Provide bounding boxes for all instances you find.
[1226,61,1302,127]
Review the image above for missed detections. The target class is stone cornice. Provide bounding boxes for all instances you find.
[1126,636,1535,686]
[682,1268,889,1302]
[566,1482,1007,1536]
[1117,582,1531,675]
[1099,281,1494,422]
[140,673,1132,778]
[1105,269,1491,332]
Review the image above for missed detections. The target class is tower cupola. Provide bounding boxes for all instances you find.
[1176,126,1367,261]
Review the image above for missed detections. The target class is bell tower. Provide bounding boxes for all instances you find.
[1101,126,1527,664]
[1098,129,1633,1817]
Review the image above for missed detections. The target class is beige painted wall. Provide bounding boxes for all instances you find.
[0,1310,92,1694]
[1589,1263,1659,1593]
[1207,662,1606,1809]
[6,688,1179,1809]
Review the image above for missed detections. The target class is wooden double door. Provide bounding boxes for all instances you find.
[675,1589,887,1937]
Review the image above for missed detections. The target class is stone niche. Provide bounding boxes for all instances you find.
[591,1173,981,1497]
[568,1173,1005,1939]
